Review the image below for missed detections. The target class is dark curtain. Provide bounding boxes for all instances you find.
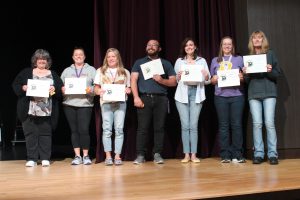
[93,0,236,163]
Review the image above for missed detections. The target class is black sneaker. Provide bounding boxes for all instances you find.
[252,157,264,164]
[269,157,279,165]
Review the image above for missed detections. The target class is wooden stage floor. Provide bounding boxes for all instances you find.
[1,158,300,200]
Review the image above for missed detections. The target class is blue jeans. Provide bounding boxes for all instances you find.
[249,98,278,158]
[214,95,245,159]
[175,86,202,154]
[101,102,126,154]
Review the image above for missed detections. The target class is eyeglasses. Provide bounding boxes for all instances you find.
[147,44,159,47]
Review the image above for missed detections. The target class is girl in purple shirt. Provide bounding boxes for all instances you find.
[210,36,245,163]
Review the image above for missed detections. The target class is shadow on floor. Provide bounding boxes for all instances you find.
[0,144,96,161]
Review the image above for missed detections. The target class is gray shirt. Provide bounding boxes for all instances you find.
[61,63,96,107]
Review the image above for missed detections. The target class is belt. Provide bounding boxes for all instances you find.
[140,93,166,97]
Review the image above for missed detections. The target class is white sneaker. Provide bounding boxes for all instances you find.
[83,156,92,165]
[71,156,82,165]
[42,160,50,167]
[25,160,37,167]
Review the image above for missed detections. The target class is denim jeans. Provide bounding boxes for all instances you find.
[175,86,202,154]
[101,102,126,154]
[249,98,278,158]
[214,95,245,159]
[136,94,168,155]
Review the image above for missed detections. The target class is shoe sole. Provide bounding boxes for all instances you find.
[221,160,231,163]
[26,164,37,167]
[133,161,144,165]
[83,162,92,165]
[253,162,263,164]
[181,159,190,163]
[105,163,113,166]
[71,163,82,165]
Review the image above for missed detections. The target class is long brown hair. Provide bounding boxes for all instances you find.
[179,37,199,60]
[217,36,236,63]
[100,48,126,76]
[248,30,269,54]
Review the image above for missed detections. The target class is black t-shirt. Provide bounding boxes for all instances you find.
[131,56,176,94]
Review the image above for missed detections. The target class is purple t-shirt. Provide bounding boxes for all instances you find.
[210,55,244,97]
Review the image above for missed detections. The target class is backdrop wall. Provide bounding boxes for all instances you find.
[234,0,300,157]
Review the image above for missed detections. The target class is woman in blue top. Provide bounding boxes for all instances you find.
[174,37,211,163]
[210,36,245,163]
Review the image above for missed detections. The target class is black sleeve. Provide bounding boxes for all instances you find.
[266,50,281,81]
[51,70,63,100]
[11,68,30,97]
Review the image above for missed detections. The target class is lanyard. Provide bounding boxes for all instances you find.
[108,68,117,84]
[75,66,84,78]
[219,55,232,70]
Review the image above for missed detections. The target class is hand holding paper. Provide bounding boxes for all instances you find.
[102,84,126,101]
[26,79,51,97]
[64,77,87,94]
[217,69,240,87]
[140,59,165,80]
[243,54,267,73]
[180,64,204,82]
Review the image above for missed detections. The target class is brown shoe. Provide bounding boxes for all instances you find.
[181,158,190,163]
[191,158,200,163]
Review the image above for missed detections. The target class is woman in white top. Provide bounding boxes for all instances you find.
[94,48,131,166]
[174,37,211,163]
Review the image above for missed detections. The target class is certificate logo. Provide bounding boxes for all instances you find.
[184,69,190,75]
[145,67,151,73]
[68,83,74,88]
[31,85,36,90]
[107,89,112,95]
[246,60,253,67]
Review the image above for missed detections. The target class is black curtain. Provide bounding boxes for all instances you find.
[93,0,236,162]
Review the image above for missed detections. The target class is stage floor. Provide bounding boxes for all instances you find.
[1,158,300,199]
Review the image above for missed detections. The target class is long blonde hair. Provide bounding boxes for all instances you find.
[100,48,126,76]
[217,36,236,63]
[248,30,269,54]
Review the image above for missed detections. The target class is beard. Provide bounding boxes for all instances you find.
[146,49,159,57]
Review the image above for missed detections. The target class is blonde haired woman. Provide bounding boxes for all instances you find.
[243,30,281,165]
[94,48,131,165]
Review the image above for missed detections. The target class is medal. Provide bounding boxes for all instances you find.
[219,56,232,70]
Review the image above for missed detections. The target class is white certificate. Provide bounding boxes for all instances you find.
[243,54,267,73]
[217,69,240,87]
[64,77,87,94]
[180,64,204,82]
[26,79,51,97]
[140,59,165,80]
[102,84,125,102]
